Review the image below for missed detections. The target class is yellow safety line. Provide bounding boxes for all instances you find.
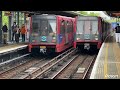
[113,42,120,78]
[104,43,109,79]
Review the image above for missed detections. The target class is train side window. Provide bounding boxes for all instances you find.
[60,20,65,34]
[70,20,73,33]
[66,21,70,33]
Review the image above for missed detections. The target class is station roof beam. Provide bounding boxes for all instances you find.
[22,11,79,17]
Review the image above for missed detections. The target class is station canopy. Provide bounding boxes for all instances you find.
[22,11,79,17]
[106,11,120,17]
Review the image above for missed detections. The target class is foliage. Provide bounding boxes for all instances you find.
[88,12,100,16]
[78,11,100,16]
[2,11,9,28]
[106,18,120,23]
[78,11,88,15]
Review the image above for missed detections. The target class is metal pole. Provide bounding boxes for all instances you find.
[0,11,2,44]
[24,13,26,24]
[9,16,12,41]
[17,12,19,26]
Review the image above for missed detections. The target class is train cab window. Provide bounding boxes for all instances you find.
[60,20,65,34]
[91,21,98,34]
[48,20,56,34]
[77,21,84,34]
[40,20,48,36]
[32,22,39,33]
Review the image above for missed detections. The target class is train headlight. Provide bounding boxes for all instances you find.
[32,33,38,36]
[77,38,80,40]
[95,38,98,40]
[52,36,56,40]
[52,36,56,43]
[95,35,98,40]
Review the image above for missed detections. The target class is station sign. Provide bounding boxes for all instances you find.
[4,11,12,16]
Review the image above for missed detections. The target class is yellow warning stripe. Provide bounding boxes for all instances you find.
[104,43,109,79]
[113,42,120,77]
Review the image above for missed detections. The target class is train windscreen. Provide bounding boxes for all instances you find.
[31,17,56,43]
[32,22,39,33]
[40,20,48,36]
[40,19,56,36]
[76,16,99,40]
[77,21,84,34]
[91,21,98,34]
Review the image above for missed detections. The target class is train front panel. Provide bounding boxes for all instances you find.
[75,16,101,50]
[29,15,57,53]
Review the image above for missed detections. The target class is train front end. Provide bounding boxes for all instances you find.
[75,16,102,50]
[29,15,57,54]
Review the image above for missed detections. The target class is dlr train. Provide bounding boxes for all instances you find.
[74,16,111,50]
[28,14,111,53]
[28,14,75,53]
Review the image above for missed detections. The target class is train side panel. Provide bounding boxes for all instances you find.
[56,16,74,52]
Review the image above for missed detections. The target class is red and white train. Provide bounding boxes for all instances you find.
[28,14,75,53]
[74,16,111,50]
[28,15,111,54]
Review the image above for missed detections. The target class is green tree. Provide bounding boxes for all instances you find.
[106,18,120,23]
[78,11,100,16]
[88,12,100,16]
[2,11,9,28]
[78,11,88,15]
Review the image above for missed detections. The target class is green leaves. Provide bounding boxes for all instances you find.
[2,11,9,28]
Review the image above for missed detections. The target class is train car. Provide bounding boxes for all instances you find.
[74,16,111,50]
[28,14,75,53]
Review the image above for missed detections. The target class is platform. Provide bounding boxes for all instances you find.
[90,32,120,79]
[0,43,28,55]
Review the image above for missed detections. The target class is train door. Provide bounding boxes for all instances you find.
[65,21,69,44]
[60,20,65,45]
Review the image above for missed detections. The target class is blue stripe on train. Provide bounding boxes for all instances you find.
[57,34,63,44]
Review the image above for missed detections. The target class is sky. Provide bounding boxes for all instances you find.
[86,11,111,20]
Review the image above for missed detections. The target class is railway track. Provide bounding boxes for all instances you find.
[45,54,96,79]
[0,53,30,72]
[16,47,77,79]
[70,55,96,79]
[0,47,96,79]
[11,58,51,79]
[0,58,45,79]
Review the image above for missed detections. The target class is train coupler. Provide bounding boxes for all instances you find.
[40,48,46,54]
[84,43,90,50]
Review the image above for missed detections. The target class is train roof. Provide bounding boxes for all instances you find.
[77,16,110,24]
[77,16,99,20]
[31,14,74,19]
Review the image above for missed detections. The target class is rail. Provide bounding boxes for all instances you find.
[19,48,77,79]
